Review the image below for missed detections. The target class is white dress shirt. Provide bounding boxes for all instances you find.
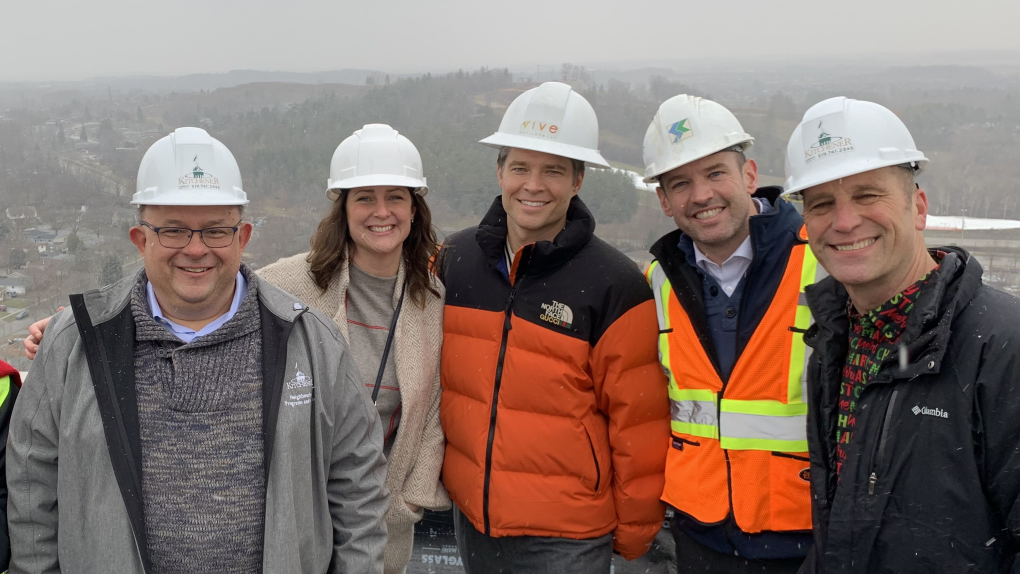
[691,199,762,296]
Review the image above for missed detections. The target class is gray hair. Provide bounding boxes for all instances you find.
[896,163,918,197]
[136,204,245,224]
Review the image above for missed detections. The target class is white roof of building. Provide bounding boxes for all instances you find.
[926,215,1020,232]
[609,168,658,193]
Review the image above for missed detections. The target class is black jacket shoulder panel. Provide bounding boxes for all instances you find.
[578,235,654,344]
[804,246,1020,572]
[440,224,510,314]
[441,197,650,347]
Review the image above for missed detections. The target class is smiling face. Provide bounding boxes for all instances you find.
[498,148,582,248]
[345,186,414,273]
[656,151,758,264]
[801,166,932,310]
[129,204,251,324]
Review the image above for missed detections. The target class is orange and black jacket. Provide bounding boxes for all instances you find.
[436,196,670,560]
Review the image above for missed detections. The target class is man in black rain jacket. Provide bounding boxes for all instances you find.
[802,245,1020,572]
[783,96,1020,573]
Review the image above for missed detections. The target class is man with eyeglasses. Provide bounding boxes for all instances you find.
[7,127,389,573]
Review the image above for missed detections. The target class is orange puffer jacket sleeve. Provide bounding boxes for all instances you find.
[591,299,670,559]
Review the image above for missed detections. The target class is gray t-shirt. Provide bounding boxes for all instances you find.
[347,263,401,454]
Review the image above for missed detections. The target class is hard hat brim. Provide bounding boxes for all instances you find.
[326,174,428,201]
[642,138,754,185]
[782,155,929,199]
[479,132,611,169]
[131,188,248,206]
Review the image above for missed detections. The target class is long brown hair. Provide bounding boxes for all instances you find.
[307,189,440,308]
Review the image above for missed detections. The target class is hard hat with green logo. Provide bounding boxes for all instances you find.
[326,124,428,201]
[642,94,754,184]
[479,81,611,168]
[132,127,247,206]
[782,96,928,199]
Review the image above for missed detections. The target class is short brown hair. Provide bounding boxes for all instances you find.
[496,146,585,179]
[306,190,440,308]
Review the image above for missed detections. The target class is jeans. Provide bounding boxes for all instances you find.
[453,506,613,574]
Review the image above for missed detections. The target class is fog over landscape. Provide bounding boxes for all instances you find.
[1,0,1020,375]
[3,4,1020,574]
[4,0,1020,80]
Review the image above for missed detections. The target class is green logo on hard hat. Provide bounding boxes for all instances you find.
[668,119,693,143]
[179,155,221,189]
[191,157,206,178]
[804,117,854,164]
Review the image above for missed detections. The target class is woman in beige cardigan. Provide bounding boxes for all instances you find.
[260,124,449,573]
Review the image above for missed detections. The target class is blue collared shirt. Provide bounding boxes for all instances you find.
[677,198,771,380]
[146,272,247,343]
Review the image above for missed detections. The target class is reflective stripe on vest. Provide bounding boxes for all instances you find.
[647,244,822,451]
[646,234,826,533]
[669,387,719,439]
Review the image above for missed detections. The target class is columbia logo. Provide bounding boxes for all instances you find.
[913,405,948,419]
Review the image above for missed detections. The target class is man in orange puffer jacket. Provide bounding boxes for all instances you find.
[436,82,671,573]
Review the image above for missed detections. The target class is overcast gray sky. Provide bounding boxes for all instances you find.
[2,0,1018,81]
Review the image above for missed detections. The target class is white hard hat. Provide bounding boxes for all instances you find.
[132,127,247,206]
[326,123,428,201]
[783,97,928,199]
[642,95,754,184]
[479,82,610,168]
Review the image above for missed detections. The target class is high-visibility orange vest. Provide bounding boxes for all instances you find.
[645,234,823,533]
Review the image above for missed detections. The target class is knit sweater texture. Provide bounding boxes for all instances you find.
[131,268,265,574]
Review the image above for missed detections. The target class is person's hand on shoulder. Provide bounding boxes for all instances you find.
[23,308,60,360]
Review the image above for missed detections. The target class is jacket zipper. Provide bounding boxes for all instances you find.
[482,279,519,534]
[868,388,898,495]
[586,431,601,493]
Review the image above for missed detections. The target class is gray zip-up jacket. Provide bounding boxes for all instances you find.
[7,270,389,573]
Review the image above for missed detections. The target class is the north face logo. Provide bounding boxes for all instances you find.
[540,300,573,329]
[913,405,948,419]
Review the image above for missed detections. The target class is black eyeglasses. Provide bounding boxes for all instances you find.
[139,221,241,249]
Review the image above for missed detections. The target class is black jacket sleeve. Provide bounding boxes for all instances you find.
[973,288,1020,553]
